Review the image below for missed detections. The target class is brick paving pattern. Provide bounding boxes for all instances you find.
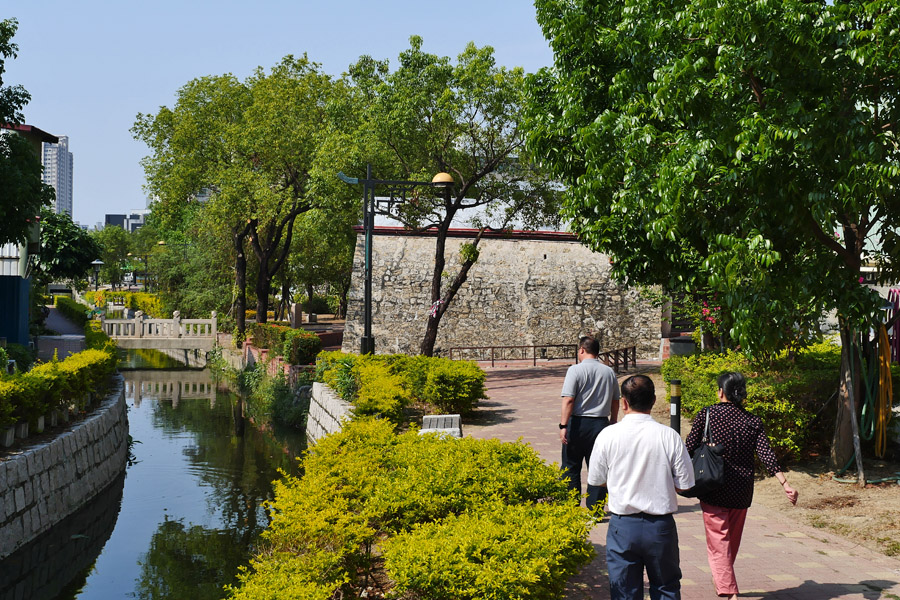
[466,362,900,600]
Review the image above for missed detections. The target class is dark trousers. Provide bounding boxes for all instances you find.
[606,513,682,600]
[561,415,608,511]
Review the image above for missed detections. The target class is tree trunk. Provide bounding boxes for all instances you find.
[830,324,866,485]
[233,225,251,336]
[255,265,270,324]
[420,230,483,357]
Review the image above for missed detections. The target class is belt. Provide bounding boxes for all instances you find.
[610,512,672,518]
[571,415,609,419]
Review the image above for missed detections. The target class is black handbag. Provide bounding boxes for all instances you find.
[679,408,726,498]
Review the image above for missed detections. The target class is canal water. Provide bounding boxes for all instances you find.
[0,349,307,600]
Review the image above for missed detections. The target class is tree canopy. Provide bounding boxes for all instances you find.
[350,36,561,355]
[0,18,53,246]
[133,56,360,330]
[527,0,900,352]
[526,0,900,467]
[37,207,101,283]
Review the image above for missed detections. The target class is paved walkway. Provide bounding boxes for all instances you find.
[44,306,85,335]
[466,362,900,600]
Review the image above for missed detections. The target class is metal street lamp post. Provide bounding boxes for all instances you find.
[157,239,191,260]
[338,164,454,355]
[91,259,104,291]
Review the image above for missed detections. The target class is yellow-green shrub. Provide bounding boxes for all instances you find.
[351,361,410,422]
[0,347,118,428]
[229,419,592,600]
[54,296,90,327]
[314,352,487,419]
[385,501,593,600]
[422,358,487,414]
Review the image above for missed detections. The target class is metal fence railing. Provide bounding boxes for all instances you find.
[449,344,637,372]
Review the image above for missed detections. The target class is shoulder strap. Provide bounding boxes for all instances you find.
[702,407,712,443]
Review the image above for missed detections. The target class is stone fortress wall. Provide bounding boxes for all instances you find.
[0,375,129,560]
[342,230,661,358]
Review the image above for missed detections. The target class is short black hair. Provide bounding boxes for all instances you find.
[717,372,747,405]
[579,335,600,356]
[621,374,655,412]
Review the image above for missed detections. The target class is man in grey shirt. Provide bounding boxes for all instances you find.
[559,335,620,512]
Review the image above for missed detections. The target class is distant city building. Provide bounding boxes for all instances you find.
[104,209,149,233]
[41,135,74,216]
[105,214,126,229]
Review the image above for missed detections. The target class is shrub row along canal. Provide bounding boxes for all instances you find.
[0,349,306,600]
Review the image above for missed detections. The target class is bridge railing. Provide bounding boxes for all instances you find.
[102,311,217,340]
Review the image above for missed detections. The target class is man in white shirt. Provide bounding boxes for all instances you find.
[588,374,694,600]
[559,336,620,513]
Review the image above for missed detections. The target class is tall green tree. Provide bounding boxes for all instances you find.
[91,224,133,289]
[350,36,561,356]
[0,18,53,246]
[526,0,900,468]
[36,208,101,283]
[133,57,360,333]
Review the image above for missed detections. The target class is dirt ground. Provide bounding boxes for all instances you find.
[644,369,900,559]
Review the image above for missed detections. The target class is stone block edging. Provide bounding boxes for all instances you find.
[307,382,352,444]
[0,374,129,559]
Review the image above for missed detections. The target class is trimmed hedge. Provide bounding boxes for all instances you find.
[227,418,593,600]
[0,346,118,430]
[249,323,322,365]
[315,351,488,422]
[660,342,844,459]
[54,295,91,327]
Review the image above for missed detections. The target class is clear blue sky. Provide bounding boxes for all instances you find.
[4,1,554,228]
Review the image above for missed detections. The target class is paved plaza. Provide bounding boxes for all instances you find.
[466,362,900,600]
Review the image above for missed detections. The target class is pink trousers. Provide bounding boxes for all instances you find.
[700,501,748,596]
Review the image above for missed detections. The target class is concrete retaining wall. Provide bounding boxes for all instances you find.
[306,382,351,445]
[0,375,129,559]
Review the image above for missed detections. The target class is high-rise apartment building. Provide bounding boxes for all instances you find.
[42,135,74,216]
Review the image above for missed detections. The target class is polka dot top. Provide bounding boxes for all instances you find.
[684,402,782,509]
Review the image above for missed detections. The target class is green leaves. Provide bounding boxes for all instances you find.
[229,418,592,600]
[527,0,900,358]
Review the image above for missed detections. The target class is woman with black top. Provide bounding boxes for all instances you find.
[685,372,799,600]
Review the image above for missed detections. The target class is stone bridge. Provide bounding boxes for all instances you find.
[102,311,216,351]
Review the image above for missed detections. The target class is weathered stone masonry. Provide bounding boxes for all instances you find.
[0,375,129,559]
[342,230,661,358]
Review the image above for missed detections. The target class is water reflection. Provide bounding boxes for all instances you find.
[0,352,306,600]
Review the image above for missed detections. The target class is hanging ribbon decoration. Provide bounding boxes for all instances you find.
[429,299,444,318]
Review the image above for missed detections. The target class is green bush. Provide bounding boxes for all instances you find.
[249,323,322,365]
[314,352,487,420]
[0,346,118,429]
[422,358,487,415]
[351,361,411,422]
[55,296,90,327]
[385,501,594,600]
[83,290,167,318]
[300,294,335,315]
[5,343,35,373]
[660,344,840,459]
[227,418,591,600]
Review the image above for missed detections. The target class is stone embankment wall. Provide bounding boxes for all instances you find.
[342,231,661,358]
[0,375,129,559]
[0,474,124,600]
[307,383,351,445]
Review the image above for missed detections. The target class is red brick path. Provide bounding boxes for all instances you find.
[466,362,900,600]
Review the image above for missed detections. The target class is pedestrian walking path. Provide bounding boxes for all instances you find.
[466,363,900,600]
[44,306,85,335]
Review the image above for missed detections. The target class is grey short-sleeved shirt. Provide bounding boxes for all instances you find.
[560,358,620,417]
